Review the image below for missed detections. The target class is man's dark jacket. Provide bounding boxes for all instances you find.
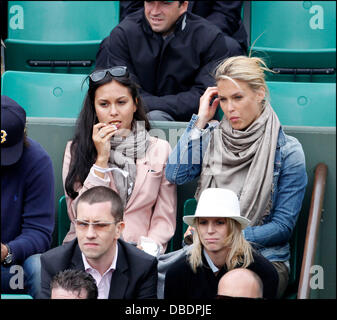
[38,239,158,299]
[95,11,244,121]
[119,1,247,51]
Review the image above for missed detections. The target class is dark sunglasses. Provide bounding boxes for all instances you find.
[90,66,128,82]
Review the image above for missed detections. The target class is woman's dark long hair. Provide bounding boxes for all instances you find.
[65,71,150,199]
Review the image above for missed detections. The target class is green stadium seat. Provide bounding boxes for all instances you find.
[1,71,88,117]
[249,1,336,82]
[1,294,33,299]
[5,1,119,74]
[58,195,70,246]
[217,81,336,127]
[182,198,197,238]
[268,81,336,126]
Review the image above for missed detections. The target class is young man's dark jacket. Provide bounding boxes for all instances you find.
[119,1,248,51]
[38,238,158,299]
[96,11,244,121]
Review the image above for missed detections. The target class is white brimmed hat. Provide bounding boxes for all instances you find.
[183,188,250,229]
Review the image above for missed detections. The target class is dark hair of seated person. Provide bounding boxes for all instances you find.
[50,269,98,299]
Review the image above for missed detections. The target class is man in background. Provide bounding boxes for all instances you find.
[1,95,55,298]
[96,1,244,122]
[119,1,247,51]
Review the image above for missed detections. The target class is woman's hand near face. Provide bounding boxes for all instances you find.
[92,123,118,174]
[196,87,220,129]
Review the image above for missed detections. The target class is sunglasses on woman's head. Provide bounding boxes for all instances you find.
[90,66,128,82]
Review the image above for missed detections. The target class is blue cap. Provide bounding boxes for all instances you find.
[1,96,26,166]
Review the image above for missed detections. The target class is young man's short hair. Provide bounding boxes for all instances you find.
[75,186,124,222]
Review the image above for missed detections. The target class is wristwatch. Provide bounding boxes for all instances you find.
[3,244,13,266]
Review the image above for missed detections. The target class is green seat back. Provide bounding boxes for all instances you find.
[182,198,197,238]
[58,195,70,246]
[268,81,336,126]
[216,81,336,126]
[250,1,336,68]
[1,71,88,117]
[5,1,119,73]
[1,294,33,299]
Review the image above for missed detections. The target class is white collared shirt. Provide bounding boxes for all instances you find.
[82,244,118,299]
[203,248,219,273]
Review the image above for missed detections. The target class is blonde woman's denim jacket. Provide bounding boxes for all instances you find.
[165,114,308,268]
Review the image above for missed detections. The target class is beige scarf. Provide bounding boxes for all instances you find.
[195,102,281,226]
[109,121,150,208]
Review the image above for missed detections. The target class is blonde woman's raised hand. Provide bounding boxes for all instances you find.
[196,86,220,129]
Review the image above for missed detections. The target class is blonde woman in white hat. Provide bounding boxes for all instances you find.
[164,188,279,299]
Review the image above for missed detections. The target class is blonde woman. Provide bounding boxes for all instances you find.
[164,188,278,299]
[166,56,307,297]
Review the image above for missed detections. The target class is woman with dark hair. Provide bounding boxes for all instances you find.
[62,67,176,254]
